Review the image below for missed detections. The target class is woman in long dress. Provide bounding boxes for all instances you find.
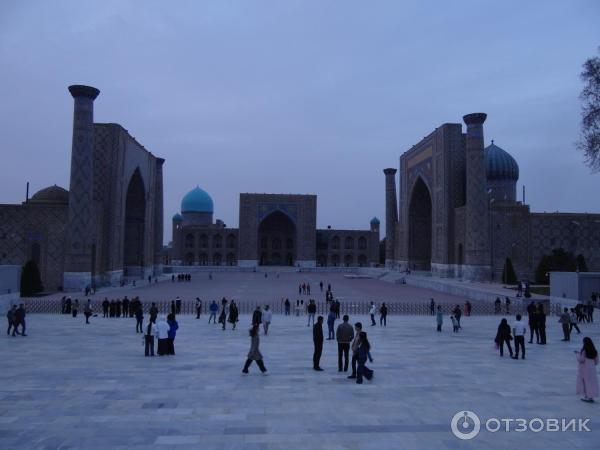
[242,325,267,374]
[228,301,239,330]
[576,337,599,403]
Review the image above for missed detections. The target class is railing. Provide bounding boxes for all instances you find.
[19,298,565,316]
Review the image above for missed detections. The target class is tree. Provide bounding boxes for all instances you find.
[20,260,43,297]
[578,47,600,171]
[501,257,517,284]
[576,254,589,272]
[534,248,578,283]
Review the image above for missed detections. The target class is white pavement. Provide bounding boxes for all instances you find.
[1,312,599,449]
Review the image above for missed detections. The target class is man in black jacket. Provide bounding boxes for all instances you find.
[313,316,324,371]
[336,315,354,372]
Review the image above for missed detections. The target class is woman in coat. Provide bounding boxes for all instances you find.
[356,331,373,384]
[167,313,179,355]
[576,337,599,402]
[242,325,267,374]
[495,318,513,357]
[228,301,239,330]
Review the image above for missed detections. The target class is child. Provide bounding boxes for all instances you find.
[451,315,459,332]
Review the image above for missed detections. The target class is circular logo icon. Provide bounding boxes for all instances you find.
[451,410,481,440]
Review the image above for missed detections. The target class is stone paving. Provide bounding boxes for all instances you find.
[2,308,599,449]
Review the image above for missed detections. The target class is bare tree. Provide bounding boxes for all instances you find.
[578,47,600,171]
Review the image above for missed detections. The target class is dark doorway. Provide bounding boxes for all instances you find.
[408,177,432,271]
[258,211,296,266]
[123,168,146,276]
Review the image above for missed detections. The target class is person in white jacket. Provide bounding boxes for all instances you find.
[369,302,376,326]
[262,305,273,335]
[155,315,170,356]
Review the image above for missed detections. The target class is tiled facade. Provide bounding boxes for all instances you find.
[0,85,164,292]
[385,113,600,281]
[170,193,380,268]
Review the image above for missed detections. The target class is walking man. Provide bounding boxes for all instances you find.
[512,314,526,360]
[313,316,324,371]
[336,315,354,372]
[307,300,316,327]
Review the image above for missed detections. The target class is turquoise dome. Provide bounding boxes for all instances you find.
[172,213,183,222]
[484,142,519,181]
[181,186,214,213]
[370,216,380,225]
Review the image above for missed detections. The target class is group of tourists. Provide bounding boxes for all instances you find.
[6,304,27,337]
[143,313,179,356]
[172,273,192,282]
[205,298,240,330]
[99,296,143,319]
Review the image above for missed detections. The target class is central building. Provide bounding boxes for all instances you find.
[169,192,379,268]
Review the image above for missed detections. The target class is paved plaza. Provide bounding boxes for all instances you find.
[2,287,600,450]
[39,272,475,306]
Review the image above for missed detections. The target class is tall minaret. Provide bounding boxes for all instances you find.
[384,168,398,268]
[153,158,165,275]
[63,85,100,291]
[463,113,491,280]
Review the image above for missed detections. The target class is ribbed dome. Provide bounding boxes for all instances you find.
[181,186,214,213]
[29,185,69,204]
[172,213,183,222]
[484,142,519,181]
[370,216,380,225]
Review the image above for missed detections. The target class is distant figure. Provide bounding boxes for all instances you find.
[379,303,388,326]
[144,318,156,356]
[195,298,202,319]
[512,314,526,360]
[355,331,374,384]
[576,337,599,403]
[336,315,354,372]
[262,305,272,335]
[348,322,363,379]
[495,318,513,357]
[284,298,291,316]
[327,309,336,340]
[208,301,218,324]
[527,301,539,344]
[149,302,158,324]
[537,303,547,345]
[450,316,459,332]
[464,301,472,317]
[320,281,323,292]
[155,315,170,356]
[295,300,301,317]
[167,313,179,355]
[72,299,79,318]
[559,308,571,341]
[122,297,129,318]
[102,298,109,318]
[313,316,324,371]
[307,300,316,327]
[252,306,262,327]
[452,305,462,329]
[494,297,501,314]
[429,298,435,315]
[242,325,267,374]
[84,300,93,324]
[135,305,144,333]
[6,305,17,336]
[436,306,443,332]
[228,300,239,330]
[219,299,228,330]
[505,297,511,314]
[369,302,376,326]
[175,297,182,315]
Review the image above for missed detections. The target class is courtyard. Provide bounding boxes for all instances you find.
[2,274,599,449]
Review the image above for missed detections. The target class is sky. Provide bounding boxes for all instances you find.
[0,1,599,244]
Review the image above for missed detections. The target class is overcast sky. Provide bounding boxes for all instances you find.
[1,1,599,243]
